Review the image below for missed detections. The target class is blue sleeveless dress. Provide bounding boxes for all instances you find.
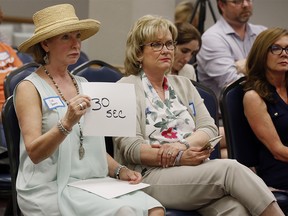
[257,85,288,190]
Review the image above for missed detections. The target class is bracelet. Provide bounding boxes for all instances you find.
[114,165,127,179]
[57,119,71,136]
[173,150,184,166]
[179,139,190,149]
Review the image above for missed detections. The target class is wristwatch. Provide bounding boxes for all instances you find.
[179,139,190,149]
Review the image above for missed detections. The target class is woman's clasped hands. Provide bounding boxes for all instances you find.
[152,142,212,168]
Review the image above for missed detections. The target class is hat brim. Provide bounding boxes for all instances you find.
[18,19,100,53]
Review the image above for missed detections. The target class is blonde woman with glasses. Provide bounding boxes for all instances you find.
[114,14,284,216]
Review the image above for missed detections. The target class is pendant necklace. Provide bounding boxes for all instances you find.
[43,66,85,160]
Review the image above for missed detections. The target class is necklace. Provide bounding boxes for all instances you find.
[43,66,85,160]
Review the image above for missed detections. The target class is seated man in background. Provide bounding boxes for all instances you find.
[196,0,266,158]
[197,0,266,102]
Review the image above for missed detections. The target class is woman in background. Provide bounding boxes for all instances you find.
[243,27,288,192]
[171,21,228,158]
[175,0,199,28]
[171,22,201,81]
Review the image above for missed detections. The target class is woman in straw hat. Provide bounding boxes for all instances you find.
[15,4,164,216]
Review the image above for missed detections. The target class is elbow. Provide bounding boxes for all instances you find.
[273,154,287,163]
[26,146,43,164]
[272,145,288,163]
[273,153,288,163]
[124,142,142,164]
[28,154,41,164]
[27,153,42,164]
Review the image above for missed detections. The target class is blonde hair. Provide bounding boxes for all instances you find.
[175,1,199,27]
[124,15,177,75]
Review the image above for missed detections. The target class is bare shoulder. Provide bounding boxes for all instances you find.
[16,80,37,95]
[244,89,261,101]
[15,80,40,109]
[243,90,264,108]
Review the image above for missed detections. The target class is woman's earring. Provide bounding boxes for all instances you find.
[44,53,49,65]
[139,62,142,69]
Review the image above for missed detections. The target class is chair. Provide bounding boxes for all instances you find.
[71,59,123,82]
[2,96,21,216]
[4,62,39,99]
[220,77,288,214]
[192,80,221,159]
[16,51,34,64]
[0,62,38,216]
[0,161,12,216]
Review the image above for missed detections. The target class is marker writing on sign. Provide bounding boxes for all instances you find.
[91,97,126,119]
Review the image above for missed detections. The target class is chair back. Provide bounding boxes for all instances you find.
[2,96,21,215]
[219,77,261,167]
[4,62,40,99]
[16,51,34,64]
[192,81,220,159]
[71,59,123,82]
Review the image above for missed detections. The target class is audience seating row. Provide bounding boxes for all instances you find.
[1,59,221,215]
[3,59,287,215]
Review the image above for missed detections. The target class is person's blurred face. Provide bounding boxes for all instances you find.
[266,36,288,75]
[140,30,175,75]
[44,31,81,66]
[220,0,253,25]
[173,40,199,72]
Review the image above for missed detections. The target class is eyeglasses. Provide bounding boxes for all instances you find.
[142,40,176,52]
[270,45,288,55]
[226,0,253,5]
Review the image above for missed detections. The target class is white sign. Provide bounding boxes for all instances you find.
[81,82,136,137]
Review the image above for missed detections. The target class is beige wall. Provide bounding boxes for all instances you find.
[87,0,175,66]
[1,0,288,66]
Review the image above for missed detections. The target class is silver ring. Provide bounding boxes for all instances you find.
[79,103,84,110]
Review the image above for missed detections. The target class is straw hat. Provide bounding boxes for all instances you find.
[19,4,100,53]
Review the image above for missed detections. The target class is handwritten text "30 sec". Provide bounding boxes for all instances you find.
[91,97,126,119]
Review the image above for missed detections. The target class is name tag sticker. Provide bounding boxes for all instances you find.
[44,96,65,110]
[189,102,196,116]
